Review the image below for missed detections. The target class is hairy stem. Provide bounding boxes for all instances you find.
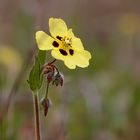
[33,92,41,140]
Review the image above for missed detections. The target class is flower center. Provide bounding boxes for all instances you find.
[56,36,72,48]
[56,36,74,56]
[62,37,72,48]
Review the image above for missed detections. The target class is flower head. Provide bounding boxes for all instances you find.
[36,18,91,69]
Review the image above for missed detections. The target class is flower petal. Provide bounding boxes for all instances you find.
[71,37,84,50]
[51,49,65,61]
[64,58,76,69]
[49,18,68,38]
[72,50,92,68]
[36,31,54,50]
[51,49,76,69]
[67,29,74,38]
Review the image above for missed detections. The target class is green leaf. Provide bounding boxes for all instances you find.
[28,50,46,92]
[38,50,46,65]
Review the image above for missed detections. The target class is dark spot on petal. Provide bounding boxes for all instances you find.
[52,41,59,47]
[56,36,62,40]
[59,49,68,56]
[69,49,74,55]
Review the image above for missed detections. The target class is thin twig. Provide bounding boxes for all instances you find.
[49,59,56,65]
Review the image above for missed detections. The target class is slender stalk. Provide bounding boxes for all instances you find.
[45,82,50,99]
[33,92,41,140]
[49,59,56,65]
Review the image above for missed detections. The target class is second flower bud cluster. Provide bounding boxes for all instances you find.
[42,62,64,86]
[41,61,64,116]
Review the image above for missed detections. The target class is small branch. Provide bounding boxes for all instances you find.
[49,59,56,65]
[33,92,41,140]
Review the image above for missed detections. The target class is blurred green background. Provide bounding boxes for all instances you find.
[0,0,140,140]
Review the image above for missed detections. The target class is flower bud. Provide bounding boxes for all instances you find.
[41,98,51,117]
[42,64,54,75]
[52,73,64,86]
[46,72,54,83]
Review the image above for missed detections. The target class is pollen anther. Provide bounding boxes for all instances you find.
[62,37,72,47]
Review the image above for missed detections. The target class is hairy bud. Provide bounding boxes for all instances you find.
[41,98,51,117]
[52,73,64,86]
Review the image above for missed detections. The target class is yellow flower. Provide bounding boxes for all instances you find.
[35,18,91,69]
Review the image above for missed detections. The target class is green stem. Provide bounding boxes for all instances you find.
[33,92,41,140]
